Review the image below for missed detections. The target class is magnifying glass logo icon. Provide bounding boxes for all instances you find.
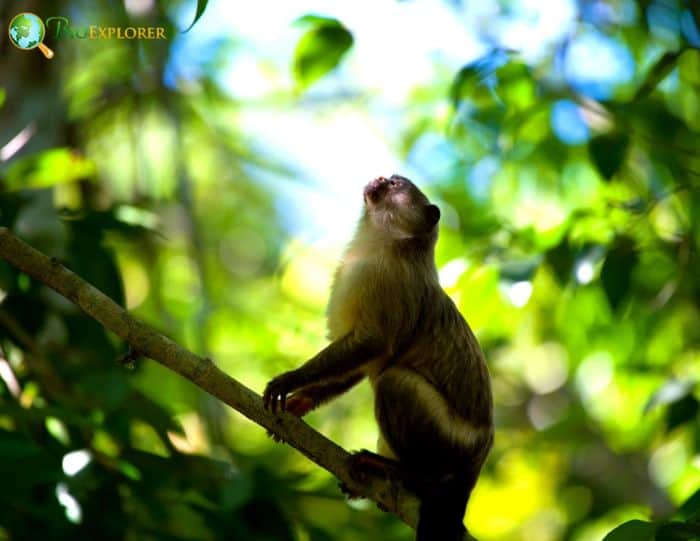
[8,12,55,59]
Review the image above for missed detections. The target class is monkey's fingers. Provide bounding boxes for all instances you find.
[268,393,282,413]
[263,388,279,413]
[264,372,301,413]
[263,381,286,413]
[262,384,273,411]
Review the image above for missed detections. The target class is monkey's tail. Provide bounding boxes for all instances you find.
[415,472,475,541]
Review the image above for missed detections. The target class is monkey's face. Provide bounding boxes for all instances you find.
[363,175,441,239]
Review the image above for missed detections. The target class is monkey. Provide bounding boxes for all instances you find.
[263,174,494,541]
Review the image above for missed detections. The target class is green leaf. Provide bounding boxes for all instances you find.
[588,132,629,180]
[655,521,700,540]
[499,257,539,282]
[0,88,5,108]
[602,520,657,541]
[495,61,536,111]
[45,416,71,446]
[450,64,484,108]
[3,148,95,191]
[294,14,341,27]
[124,391,185,437]
[450,62,500,111]
[677,488,700,523]
[450,50,515,110]
[0,429,41,461]
[645,380,696,414]
[183,0,209,32]
[635,49,685,100]
[600,236,638,310]
[545,237,575,285]
[666,395,699,432]
[118,459,142,481]
[80,371,130,410]
[292,17,353,90]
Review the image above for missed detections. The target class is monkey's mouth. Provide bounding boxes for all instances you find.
[364,176,388,204]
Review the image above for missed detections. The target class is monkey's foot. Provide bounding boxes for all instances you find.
[337,482,388,510]
[116,346,142,369]
[338,481,365,500]
[347,450,400,484]
[266,429,285,443]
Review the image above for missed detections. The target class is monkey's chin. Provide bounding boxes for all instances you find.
[363,195,383,208]
[363,176,388,203]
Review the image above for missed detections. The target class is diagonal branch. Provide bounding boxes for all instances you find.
[0,226,477,541]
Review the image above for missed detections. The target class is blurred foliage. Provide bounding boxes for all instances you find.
[183,0,210,33]
[292,16,353,92]
[0,0,700,540]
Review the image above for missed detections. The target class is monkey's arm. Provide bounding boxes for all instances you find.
[263,332,383,412]
[286,372,365,416]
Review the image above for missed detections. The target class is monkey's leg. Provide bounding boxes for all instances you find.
[373,368,479,476]
[374,368,482,541]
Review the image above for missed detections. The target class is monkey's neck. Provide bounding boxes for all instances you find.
[347,226,438,274]
[393,235,437,257]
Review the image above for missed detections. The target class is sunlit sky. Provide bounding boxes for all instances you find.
[162,0,636,244]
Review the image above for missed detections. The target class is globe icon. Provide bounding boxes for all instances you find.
[8,12,54,58]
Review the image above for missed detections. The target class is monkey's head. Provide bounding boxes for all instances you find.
[362,175,441,241]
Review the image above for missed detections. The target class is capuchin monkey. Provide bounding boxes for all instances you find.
[263,174,493,541]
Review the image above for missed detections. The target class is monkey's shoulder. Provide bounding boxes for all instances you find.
[326,258,375,338]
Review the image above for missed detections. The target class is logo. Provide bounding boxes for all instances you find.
[8,12,54,59]
[45,17,167,41]
[7,13,168,59]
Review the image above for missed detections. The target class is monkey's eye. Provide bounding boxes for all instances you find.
[388,179,397,187]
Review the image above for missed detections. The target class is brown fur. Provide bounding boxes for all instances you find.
[263,175,493,539]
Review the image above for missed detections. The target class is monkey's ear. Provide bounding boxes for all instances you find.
[424,204,441,228]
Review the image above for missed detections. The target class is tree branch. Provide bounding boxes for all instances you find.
[0,226,476,541]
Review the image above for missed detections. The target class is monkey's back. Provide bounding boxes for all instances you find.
[399,289,493,429]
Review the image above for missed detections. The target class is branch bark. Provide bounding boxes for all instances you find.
[0,226,476,541]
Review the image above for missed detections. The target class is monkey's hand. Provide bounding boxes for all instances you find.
[285,393,316,416]
[264,391,315,443]
[263,370,302,413]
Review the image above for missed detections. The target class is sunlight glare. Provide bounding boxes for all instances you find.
[62,450,92,476]
[575,259,595,284]
[56,483,82,523]
[439,258,469,289]
[576,351,613,396]
[507,280,533,307]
